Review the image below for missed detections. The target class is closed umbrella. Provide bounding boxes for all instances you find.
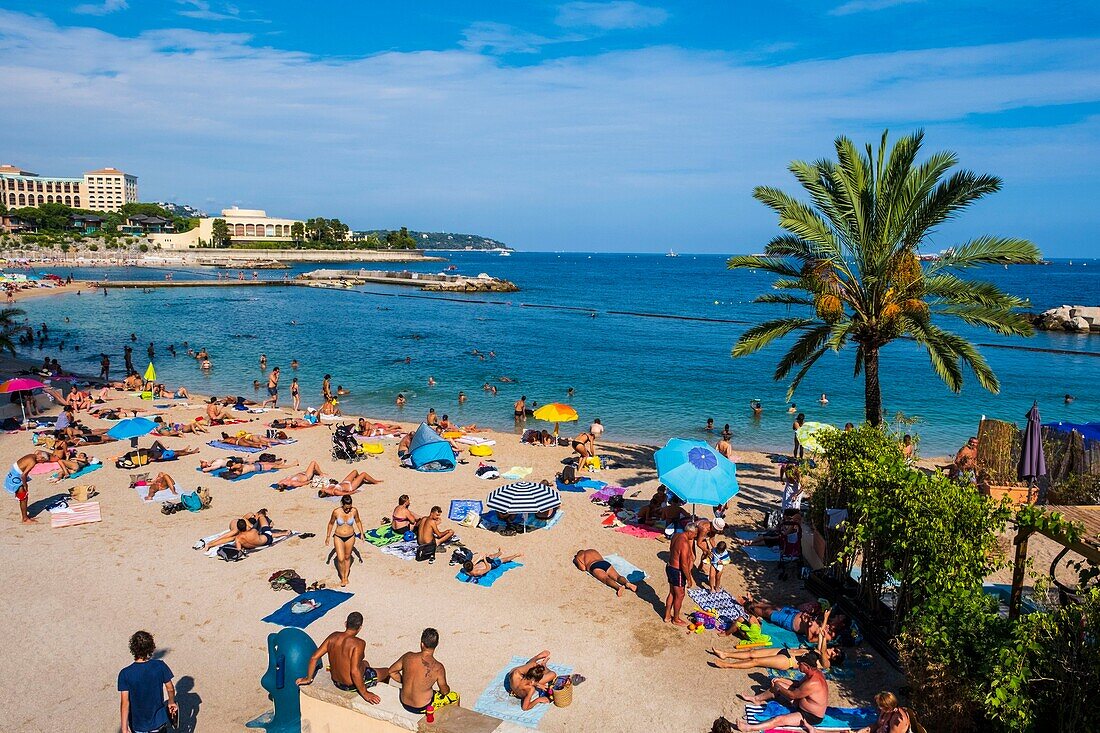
[795,421,837,455]
[654,438,739,510]
[532,403,578,436]
[486,481,561,533]
[0,377,47,425]
[108,416,157,447]
[1018,402,1047,502]
[143,362,157,382]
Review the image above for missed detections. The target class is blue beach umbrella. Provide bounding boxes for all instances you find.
[108,416,157,447]
[654,438,739,508]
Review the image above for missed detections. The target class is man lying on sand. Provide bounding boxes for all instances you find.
[198,509,274,550]
[574,549,637,597]
[734,656,830,731]
[297,612,386,704]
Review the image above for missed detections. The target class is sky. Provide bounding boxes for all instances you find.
[1,2,1099,255]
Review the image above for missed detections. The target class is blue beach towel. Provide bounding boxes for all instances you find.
[479,510,565,533]
[456,561,523,587]
[53,462,102,480]
[473,655,574,729]
[736,531,781,562]
[767,665,855,682]
[197,466,279,482]
[449,499,483,522]
[208,440,266,453]
[556,477,605,493]
[745,701,877,730]
[604,554,646,584]
[262,589,353,629]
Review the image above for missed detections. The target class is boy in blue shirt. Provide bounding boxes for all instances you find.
[118,630,177,733]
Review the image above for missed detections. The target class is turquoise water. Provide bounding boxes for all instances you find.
[16,253,1100,456]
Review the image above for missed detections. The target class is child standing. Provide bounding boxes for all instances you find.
[709,541,730,591]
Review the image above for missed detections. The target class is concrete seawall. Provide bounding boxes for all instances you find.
[190,248,446,264]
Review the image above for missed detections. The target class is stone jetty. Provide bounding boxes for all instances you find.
[1031,305,1100,333]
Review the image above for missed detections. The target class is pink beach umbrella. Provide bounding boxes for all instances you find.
[0,377,47,424]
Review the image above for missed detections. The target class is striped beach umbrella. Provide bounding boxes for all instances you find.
[486,481,561,515]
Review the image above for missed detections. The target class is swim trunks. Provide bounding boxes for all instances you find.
[801,710,825,726]
[665,564,685,588]
[5,464,26,500]
[268,386,278,396]
[489,557,502,569]
[401,699,431,715]
[769,606,800,631]
[589,559,612,574]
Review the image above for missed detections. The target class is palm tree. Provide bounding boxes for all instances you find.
[0,307,25,355]
[729,130,1040,426]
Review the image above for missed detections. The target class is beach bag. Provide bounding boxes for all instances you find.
[560,464,578,485]
[460,510,481,528]
[68,484,98,502]
[415,544,435,562]
[196,486,213,508]
[552,679,573,708]
[433,690,460,709]
[181,492,203,512]
[217,546,246,562]
[449,547,473,566]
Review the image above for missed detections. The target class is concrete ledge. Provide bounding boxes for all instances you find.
[299,676,526,733]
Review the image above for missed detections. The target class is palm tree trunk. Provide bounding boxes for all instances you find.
[864,347,883,426]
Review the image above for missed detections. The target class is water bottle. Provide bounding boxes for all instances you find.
[425,704,435,724]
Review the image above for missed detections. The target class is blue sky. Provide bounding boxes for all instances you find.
[2,2,1099,255]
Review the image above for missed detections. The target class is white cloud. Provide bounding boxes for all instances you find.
[176,0,265,22]
[1,10,1096,252]
[460,22,563,54]
[556,1,668,30]
[73,0,128,16]
[830,0,922,16]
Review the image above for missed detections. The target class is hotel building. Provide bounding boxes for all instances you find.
[147,207,302,250]
[0,164,138,212]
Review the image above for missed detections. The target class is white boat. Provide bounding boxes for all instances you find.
[499,250,511,257]
[666,249,678,258]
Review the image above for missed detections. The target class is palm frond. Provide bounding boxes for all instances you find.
[774,325,834,381]
[935,304,1034,336]
[732,318,814,358]
[755,293,816,306]
[903,170,1001,248]
[936,236,1042,268]
[922,274,1026,308]
[753,187,839,254]
[726,255,802,278]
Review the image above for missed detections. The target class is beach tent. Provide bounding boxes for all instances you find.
[408,423,456,472]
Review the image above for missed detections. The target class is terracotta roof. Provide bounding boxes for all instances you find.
[84,167,133,176]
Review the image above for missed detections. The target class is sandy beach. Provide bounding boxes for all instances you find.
[0,378,911,732]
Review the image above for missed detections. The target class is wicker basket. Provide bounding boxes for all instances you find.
[552,680,573,708]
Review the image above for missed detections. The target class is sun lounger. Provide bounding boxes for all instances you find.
[473,655,574,729]
[456,561,522,587]
[262,589,353,629]
[743,701,877,730]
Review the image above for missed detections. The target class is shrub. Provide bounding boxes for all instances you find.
[138,243,149,253]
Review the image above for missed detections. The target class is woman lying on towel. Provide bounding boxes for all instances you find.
[274,460,327,491]
[355,418,403,437]
[223,457,294,479]
[219,431,276,448]
[505,652,585,711]
[316,469,381,497]
[153,416,207,436]
[153,384,191,400]
[51,451,97,480]
[271,416,316,430]
[708,610,845,671]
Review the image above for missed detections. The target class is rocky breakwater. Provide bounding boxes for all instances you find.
[420,272,519,293]
[298,268,518,293]
[1031,305,1100,333]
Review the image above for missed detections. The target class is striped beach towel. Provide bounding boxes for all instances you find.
[50,501,102,528]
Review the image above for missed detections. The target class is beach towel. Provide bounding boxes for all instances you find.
[473,655,574,729]
[449,499,483,522]
[50,501,101,528]
[262,589,353,629]
[203,531,298,558]
[199,466,280,482]
[362,525,405,547]
[456,436,496,446]
[133,483,180,504]
[767,665,855,682]
[456,561,522,587]
[688,588,746,621]
[614,522,664,540]
[555,478,587,493]
[378,539,419,561]
[207,440,267,453]
[604,554,646,584]
[51,462,102,481]
[744,701,877,731]
[501,466,533,480]
[736,531,781,562]
[30,461,60,476]
[590,485,625,503]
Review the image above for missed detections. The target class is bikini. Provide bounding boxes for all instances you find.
[334,510,356,543]
[391,510,411,533]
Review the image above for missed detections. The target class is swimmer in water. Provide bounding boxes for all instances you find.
[428,377,436,387]
[458,391,467,404]
[396,393,407,407]
[567,387,575,398]
[498,376,515,384]
[336,386,350,396]
[787,403,797,414]
[290,359,299,370]
[819,393,828,405]
[705,418,714,432]
[751,400,763,418]
[1065,394,1075,404]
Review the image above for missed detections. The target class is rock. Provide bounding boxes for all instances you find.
[1070,306,1100,325]
[1032,305,1100,334]
[1071,316,1091,332]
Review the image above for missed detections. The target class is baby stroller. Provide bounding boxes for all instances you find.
[331,424,361,463]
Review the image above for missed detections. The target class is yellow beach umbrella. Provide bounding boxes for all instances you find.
[532,402,578,436]
[141,362,156,400]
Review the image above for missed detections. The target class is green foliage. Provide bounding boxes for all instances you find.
[1047,472,1100,506]
[384,226,418,249]
[984,587,1100,732]
[88,243,98,252]
[0,306,26,355]
[304,217,350,245]
[729,130,1040,425]
[138,243,149,253]
[210,218,230,248]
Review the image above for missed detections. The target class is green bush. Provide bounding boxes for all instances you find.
[88,244,98,252]
[1047,473,1100,505]
[138,243,149,253]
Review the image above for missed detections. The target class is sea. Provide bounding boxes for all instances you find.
[14,252,1100,457]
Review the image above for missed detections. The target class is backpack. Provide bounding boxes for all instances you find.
[560,464,578,485]
[217,546,246,562]
[415,544,435,562]
[181,492,203,512]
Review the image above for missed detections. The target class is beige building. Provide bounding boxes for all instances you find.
[148,207,302,250]
[0,164,138,212]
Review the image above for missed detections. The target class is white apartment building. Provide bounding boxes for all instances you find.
[0,164,138,213]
